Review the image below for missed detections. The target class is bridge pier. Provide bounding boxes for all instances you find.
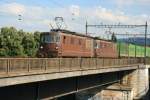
[75,64,149,100]
[101,84,133,100]
[128,64,149,99]
[101,64,149,100]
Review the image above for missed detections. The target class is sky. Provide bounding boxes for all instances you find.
[0,0,150,38]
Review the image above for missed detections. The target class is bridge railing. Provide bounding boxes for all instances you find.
[146,58,150,64]
[0,58,144,77]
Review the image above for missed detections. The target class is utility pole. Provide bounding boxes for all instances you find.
[144,21,148,64]
[134,34,137,58]
[126,32,129,58]
[86,21,88,35]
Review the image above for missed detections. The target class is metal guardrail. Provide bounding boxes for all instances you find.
[0,58,146,78]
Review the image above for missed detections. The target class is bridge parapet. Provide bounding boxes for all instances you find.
[146,58,150,65]
[0,58,144,78]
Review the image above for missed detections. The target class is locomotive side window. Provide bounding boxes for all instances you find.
[63,36,66,44]
[86,39,92,49]
[95,42,98,48]
[94,41,100,48]
[71,37,74,44]
[99,43,101,48]
[79,39,81,45]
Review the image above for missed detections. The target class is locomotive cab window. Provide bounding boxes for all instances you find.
[40,32,60,43]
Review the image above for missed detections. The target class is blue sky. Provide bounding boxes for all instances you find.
[0,0,150,37]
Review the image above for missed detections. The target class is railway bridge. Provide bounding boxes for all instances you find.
[0,58,149,100]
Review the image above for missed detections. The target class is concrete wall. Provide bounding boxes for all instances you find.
[76,64,149,100]
[101,89,133,100]
[129,65,149,99]
[120,64,149,99]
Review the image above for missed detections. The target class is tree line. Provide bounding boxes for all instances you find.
[0,27,41,57]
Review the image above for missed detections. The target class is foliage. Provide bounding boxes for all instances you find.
[34,31,41,48]
[22,33,36,57]
[0,27,41,57]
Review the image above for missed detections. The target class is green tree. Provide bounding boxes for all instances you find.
[0,27,41,57]
[0,30,7,56]
[0,27,24,57]
[34,31,41,48]
[22,33,36,57]
[18,29,26,39]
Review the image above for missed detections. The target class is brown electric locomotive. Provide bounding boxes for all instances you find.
[38,29,118,58]
[94,38,118,58]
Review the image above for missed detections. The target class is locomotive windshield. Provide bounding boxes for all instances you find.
[40,32,60,43]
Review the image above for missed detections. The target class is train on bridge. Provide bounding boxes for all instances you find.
[38,29,150,58]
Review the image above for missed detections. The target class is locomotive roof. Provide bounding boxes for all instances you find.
[42,29,114,43]
[51,29,93,38]
[94,37,114,42]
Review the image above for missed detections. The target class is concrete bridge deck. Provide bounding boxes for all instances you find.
[0,58,148,87]
[0,58,149,100]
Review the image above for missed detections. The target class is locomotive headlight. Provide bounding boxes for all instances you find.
[40,46,43,49]
[56,47,58,49]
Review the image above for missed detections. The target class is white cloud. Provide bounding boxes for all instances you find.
[93,6,148,25]
[95,6,128,22]
[0,3,50,19]
[0,2,149,33]
[0,3,26,15]
[116,0,150,7]
[26,7,43,18]
[116,0,133,7]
